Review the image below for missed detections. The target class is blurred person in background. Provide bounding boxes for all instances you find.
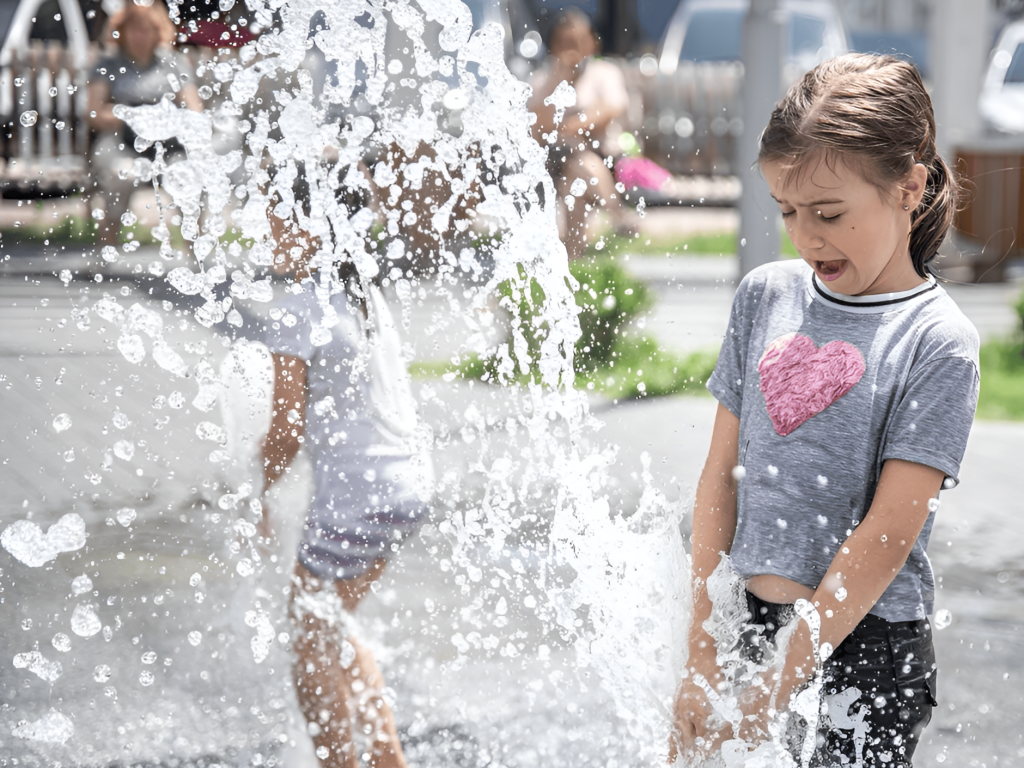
[528,7,638,260]
[87,0,202,247]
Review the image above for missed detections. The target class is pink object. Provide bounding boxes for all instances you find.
[614,157,672,191]
[758,332,866,437]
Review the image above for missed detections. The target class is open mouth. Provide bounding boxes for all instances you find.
[815,260,847,281]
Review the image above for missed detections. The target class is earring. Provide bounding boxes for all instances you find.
[903,204,910,210]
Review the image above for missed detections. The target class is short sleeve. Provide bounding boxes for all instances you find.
[881,356,979,486]
[262,294,316,361]
[706,284,750,417]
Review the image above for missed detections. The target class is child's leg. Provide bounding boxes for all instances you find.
[291,560,408,768]
[814,617,936,768]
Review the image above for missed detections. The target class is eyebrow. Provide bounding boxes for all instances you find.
[771,195,845,207]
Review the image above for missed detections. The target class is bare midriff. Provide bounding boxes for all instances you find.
[747,574,816,605]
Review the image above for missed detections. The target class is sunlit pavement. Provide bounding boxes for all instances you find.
[1,246,1022,765]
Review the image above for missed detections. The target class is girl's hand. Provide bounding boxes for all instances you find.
[733,680,774,745]
[669,675,714,762]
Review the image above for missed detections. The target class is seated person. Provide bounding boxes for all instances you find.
[528,8,637,259]
[87,0,201,246]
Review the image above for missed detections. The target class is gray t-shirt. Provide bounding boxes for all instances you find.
[707,260,979,622]
[93,50,193,108]
[263,280,432,518]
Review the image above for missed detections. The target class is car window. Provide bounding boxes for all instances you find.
[679,8,744,62]
[678,9,828,62]
[789,13,825,57]
[1005,43,1024,84]
[462,0,501,30]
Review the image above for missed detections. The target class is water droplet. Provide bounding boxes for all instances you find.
[776,518,788,529]
[196,421,227,443]
[817,475,829,487]
[168,391,185,409]
[12,709,73,743]
[934,609,952,630]
[740,237,747,247]
[63,448,75,462]
[189,573,202,587]
[236,558,254,577]
[104,685,116,698]
[52,413,72,432]
[13,651,62,682]
[141,651,157,664]
[52,633,71,652]
[139,670,154,686]
[21,619,32,630]
[113,440,135,461]
[834,587,848,602]
[71,604,102,637]
[93,664,111,682]
[100,245,119,263]
[117,334,146,364]
[316,746,330,759]
[115,507,136,527]
[112,411,130,430]
[20,110,38,127]
[187,630,202,646]
[927,498,940,513]
[103,626,113,642]
[569,178,587,197]
[731,465,746,481]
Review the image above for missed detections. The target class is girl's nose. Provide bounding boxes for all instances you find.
[787,219,825,253]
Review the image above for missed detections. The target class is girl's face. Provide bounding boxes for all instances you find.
[761,156,928,296]
[122,16,160,63]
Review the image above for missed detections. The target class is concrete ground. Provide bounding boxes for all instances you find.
[1,223,1022,765]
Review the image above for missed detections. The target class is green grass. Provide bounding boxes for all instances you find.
[1,213,95,245]
[977,337,1024,421]
[589,230,799,259]
[410,341,718,401]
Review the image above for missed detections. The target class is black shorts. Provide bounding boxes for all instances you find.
[745,592,937,768]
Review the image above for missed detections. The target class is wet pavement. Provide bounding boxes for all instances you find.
[1,247,1022,766]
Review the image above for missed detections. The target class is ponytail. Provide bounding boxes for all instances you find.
[911,152,958,278]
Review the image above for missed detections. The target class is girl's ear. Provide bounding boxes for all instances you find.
[900,163,929,211]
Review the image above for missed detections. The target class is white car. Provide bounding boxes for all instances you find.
[979,20,1024,134]
[658,0,848,83]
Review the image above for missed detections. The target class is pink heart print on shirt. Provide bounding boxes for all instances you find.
[758,332,866,436]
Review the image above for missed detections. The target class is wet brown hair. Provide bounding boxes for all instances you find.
[759,53,958,277]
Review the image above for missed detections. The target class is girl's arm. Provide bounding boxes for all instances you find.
[262,353,307,491]
[87,81,121,132]
[670,403,740,758]
[739,458,945,737]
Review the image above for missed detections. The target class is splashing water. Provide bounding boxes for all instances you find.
[4,0,726,764]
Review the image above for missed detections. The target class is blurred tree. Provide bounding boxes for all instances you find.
[592,0,643,55]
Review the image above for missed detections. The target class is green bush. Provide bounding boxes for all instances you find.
[492,256,651,379]
[1015,287,1024,335]
[977,337,1024,420]
[420,255,717,400]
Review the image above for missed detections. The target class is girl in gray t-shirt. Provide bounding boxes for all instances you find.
[670,55,979,768]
